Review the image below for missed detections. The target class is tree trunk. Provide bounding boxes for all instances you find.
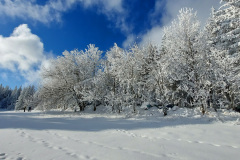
[201,104,206,115]
[79,101,85,111]
[93,101,96,111]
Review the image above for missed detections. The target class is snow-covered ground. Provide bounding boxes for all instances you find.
[0,107,240,160]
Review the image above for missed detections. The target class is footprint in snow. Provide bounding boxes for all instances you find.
[16,157,24,160]
[0,153,7,159]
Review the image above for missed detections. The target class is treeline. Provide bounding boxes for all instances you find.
[0,85,21,110]
[35,1,240,114]
[2,1,239,114]
[0,84,35,110]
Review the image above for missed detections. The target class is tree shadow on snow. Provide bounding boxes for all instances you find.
[0,111,219,132]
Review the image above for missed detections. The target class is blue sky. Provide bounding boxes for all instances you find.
[0,0,220,88]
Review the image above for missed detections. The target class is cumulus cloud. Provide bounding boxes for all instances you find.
[0,24,47,85]
[139,0,221,46]
[0,24,44,71]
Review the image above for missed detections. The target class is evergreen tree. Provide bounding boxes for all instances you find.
[0,85,12,109]
[209,0,240,110]
[15,86,35,111]
[213,0,240,55]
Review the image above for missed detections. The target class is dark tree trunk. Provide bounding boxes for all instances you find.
[201,104,206,115]
[93,101,96,111]
[79,101,85,111]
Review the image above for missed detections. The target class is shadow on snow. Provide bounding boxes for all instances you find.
[0,111,217,132]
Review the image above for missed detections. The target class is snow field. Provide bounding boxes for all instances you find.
[0,109,240,160]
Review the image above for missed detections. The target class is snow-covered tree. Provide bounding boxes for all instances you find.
[15,86,35,110]
[31,3,240,114]
[207,0,240,110]
[213,0,240,55]
[119,44,144,112]
[0,85,22,110]
[104,43,125,112]
[38,50,83,111]
[138,43,158,103]
[163,8,211,113]
[38,44,103,111]
[7,86,21,110]
[79,44,103,111]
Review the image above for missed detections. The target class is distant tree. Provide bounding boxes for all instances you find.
[7,86,21,110]
[15,86,35,111]
[0,85,12,109]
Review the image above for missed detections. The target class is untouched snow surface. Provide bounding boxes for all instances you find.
[0,108,240,160]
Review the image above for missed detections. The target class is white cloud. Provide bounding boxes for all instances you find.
[139,0,221,46]
[0,24,47,85]
[0,0,128,32]
[122,34,136,49]
[0,24,44,71]
[140,26,164,47]
[159,0,220,26]
[82,0,123,12]
[0,0,61,23]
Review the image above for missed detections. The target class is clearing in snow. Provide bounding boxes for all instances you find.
[0,108,240,160]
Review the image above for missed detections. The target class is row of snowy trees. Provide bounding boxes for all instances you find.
[0,85,21,110]
[0,85,35,110]
[15,85,36,111]
[36,0,239,114]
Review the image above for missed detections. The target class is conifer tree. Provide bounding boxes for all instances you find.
[209,0,240,109]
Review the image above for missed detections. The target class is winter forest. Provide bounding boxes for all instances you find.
[1,0,240,115]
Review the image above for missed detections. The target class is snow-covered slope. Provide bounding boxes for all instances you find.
[0,109,239,160]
